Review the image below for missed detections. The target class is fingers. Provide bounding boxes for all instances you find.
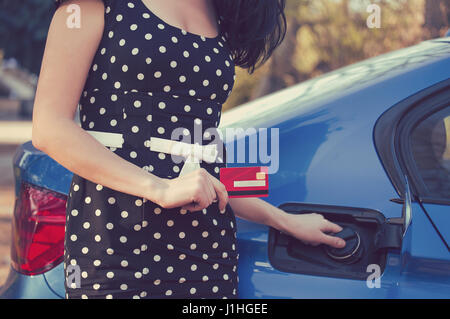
[320,233,346,248]
[204,172,217,204]
[207,174,229,211]
[321,220,343,234]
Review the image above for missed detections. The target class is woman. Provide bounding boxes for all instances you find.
[32,0,346,299]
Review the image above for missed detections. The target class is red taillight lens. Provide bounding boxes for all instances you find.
[11,182,67,275]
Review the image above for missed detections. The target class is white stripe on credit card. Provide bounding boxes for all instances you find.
[233,180,266,187]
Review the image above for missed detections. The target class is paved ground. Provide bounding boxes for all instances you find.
[0,120,32,287]
[0,145,17,287]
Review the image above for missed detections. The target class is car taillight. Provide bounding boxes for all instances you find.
[11,182,67,275]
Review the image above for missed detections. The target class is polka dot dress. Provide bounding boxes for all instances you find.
[60,0,239,299]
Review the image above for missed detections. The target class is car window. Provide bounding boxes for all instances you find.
[410,107,450,200]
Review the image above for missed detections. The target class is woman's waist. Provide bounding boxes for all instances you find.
[79,89,222,119]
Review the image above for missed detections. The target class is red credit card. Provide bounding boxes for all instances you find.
[219,166,269,198]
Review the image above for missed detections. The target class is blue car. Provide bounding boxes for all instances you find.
[1,35,449,299]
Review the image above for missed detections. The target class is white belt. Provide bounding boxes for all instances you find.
[86,130,218,176]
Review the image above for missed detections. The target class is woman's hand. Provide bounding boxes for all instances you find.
[279,212,346,248]
[148,168,229,212]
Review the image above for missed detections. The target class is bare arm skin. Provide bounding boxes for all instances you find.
[229,197,346,249]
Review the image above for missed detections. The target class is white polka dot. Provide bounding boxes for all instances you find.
[121,211,128,218]
[132,48,139,55]
[83,222,90,229]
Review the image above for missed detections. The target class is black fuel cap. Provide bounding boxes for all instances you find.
[324,227,363,264]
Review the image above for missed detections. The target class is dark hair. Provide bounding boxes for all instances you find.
[213,0,287,74]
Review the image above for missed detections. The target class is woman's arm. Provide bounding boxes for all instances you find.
[228,197,346,248]
[32,0,163,200]
[32,0,228,212]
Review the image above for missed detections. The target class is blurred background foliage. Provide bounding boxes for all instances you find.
[0,0,448,110]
